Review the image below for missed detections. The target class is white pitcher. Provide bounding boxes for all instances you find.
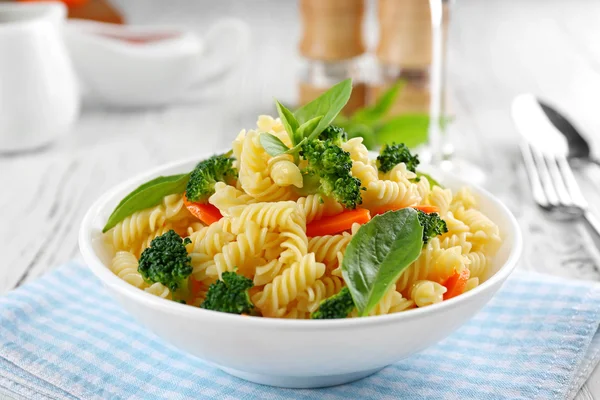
[0,2,79,152]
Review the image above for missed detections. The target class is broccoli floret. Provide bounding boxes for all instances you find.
[377,143,420,173]
[300,138,363,209]
[185,154,237,203]
[417,210,448,244]
[319,125,347,146]
[311,287,355,319]
[138,230,192,299]
[201,271,254,315]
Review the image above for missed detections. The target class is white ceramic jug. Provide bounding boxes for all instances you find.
[0,2,79,152]
[64,18,250,108]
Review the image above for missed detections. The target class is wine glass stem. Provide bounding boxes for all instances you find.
[428,0,447,166]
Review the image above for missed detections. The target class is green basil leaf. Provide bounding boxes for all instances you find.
[346,123,377,150]
[296,115,323,141]
[275,100,299,145]
[285,138,307,156]
[103,173,190,233]
[352,81,405,124]
[294,78,352,138]
[259,132,290,157]
[375,114,430,149]
[415,171,443,188]
[342,208,423,316]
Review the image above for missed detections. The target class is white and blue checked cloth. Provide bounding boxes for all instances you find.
[1,262,600,400]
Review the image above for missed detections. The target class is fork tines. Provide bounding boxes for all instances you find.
[520,142,587,211]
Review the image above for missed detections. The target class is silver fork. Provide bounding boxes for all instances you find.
[520,141,600,237]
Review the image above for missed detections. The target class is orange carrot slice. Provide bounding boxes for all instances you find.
[306,208,371,237]
[183,194,222,225]
[443,268,471,300]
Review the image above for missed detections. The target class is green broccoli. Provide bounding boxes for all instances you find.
[319,125,347,146]
[299,138,363,209]
[377,143,420,173]
[417,210,448,244]
[201,271,255,315]
[138,230,193,300]
[185,154,237,203]
[311,287,355,319]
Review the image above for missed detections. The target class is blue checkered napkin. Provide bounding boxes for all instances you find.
[1,263,600,400]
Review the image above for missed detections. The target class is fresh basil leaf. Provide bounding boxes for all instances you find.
[276,100,299,145]
[415,171,443,188]
[353,81,405,124]
[375,114,430,149]
[346,123,377,150]
[342,208,423,316]
[103,173,190,232]
[285,138,306,156]
[294,78,352,138]
[259,133,290,157]
[296,116,323,141]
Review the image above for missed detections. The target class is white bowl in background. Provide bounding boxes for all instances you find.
[79,155,522,389]
[64,19,249,108]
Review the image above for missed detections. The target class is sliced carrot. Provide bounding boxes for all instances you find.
[371,204,440,217]
[189,277,204,298]
[306,208,371,237]
[183,194,222,225]
[412,205,440,214]
[443,268,471,300]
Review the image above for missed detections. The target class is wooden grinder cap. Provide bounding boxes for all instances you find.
[299,0,365,61]
[376,0,432,69]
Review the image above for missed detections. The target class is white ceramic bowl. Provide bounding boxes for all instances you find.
[79,155,522,389]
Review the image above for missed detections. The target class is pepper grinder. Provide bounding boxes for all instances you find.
[373,0,434,115]
[298,0,366,114]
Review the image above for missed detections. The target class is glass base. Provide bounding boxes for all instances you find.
[437,157,487,186]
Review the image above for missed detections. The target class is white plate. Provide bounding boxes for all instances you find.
[79,155,522,388]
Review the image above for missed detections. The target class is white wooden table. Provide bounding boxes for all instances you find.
[2,0,600,398]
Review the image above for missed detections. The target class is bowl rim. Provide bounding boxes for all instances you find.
[79,154,523,329]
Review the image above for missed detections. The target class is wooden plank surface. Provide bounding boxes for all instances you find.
[1,0,600,397]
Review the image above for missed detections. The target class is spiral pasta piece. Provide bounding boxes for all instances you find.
[453,206,502,253]
[279,216,309,264]
[238,130,294,201]
[396,238,467,293]
[105,205,166,252]
[308,233,352,272]
[383,162,417,182]
[439,232,473,254]
[342,137,370,164]
[297,276,344,313]
[451,187,478,211]
[465,251,489,279]
[208,221,272,278]
[229,201,303,233]
[110,251,145,288]
[351,161,378,187]
[163,193,192,221]
[144,282,170,299]
[209,182,256,216]
[187,218,235,258]
[414,175,431,202]
[464,277,480,292]
[350,287,410,317]
[427,186,453,217]
[410,280,447,307]
[296,194,343,223]
[254,259,286,286]
[363,178,420,210]
[252,253,326,317]
[268,154,303,188]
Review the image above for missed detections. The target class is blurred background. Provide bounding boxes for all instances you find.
[3,0,600,295]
